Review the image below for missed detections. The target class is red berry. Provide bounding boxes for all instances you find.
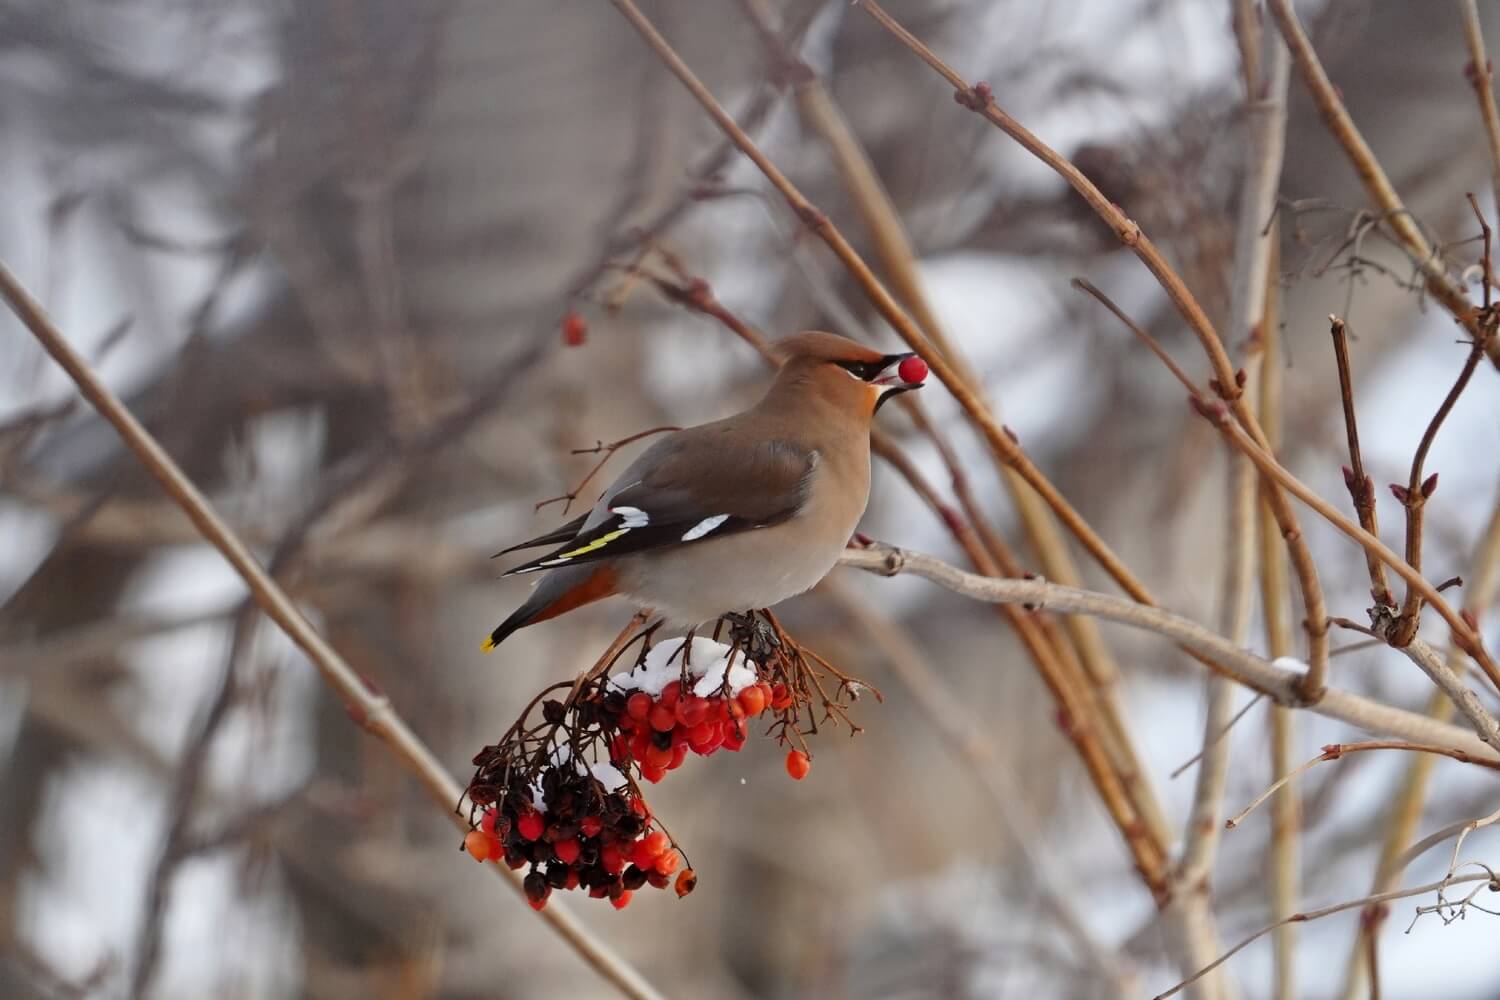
[630,797,650,819]
[553,838,581,864]
[649,702,677,733]
[611,889,634,910]
[561,311,587,347]
[600,844,626,875]
[480,809,500,835]
[637,831,669,862]
[644,742,672,770]
[737,685,767,717]
[464,830,492,862]
[770,683,792,710]
[721,722,746,752]
[629,730,652,762]
[626,691,653,721]
[517,811,545,841]
[897,355,928,384]
[689,721,723,755]
[668,744,688,770]
[528,896,548,911]
[675,869,698,897]
[564,868,581,890]
[580,816,603,838]
[640,762,668,783]
[675,695,709,727]
[660,681,681,709]
[653,849,681,875]
[786,749,811,780]
[609,734,630,764]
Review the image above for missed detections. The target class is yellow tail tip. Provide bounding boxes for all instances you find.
[480,636,497,653]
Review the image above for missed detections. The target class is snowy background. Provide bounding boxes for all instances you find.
[2,1,1499,997]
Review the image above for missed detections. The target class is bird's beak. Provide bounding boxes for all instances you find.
[872,353,924,411]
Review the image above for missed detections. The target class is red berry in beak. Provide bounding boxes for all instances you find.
[897,355,928,384]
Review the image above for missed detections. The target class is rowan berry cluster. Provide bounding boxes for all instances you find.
[463,755,691,911]
[463,612,873,909]
[608,635,799,783]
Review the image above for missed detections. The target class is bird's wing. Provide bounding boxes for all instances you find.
[491,512,589,558]
[501,435,815,576]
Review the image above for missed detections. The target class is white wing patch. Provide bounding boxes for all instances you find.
[681,514,729,541]
[612,505,650,528]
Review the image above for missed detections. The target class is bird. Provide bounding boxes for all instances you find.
[482,331,927,650]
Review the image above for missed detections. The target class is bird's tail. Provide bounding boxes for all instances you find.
[482,564,619,651]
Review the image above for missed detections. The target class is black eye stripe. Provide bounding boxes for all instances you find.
[833,355,903,381]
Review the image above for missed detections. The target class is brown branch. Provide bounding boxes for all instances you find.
[858,0,1330,705]
[840,545,1499,760]
[1201,407,1500,706]
[1253,251,1302,1000]
[1152,872,1496,999]
[0,261,665,1000]
[1388,197,1498,644]
[1227,740,1500,829]
[1460,0,1500,212]
[1266,0,1499,365]
[1329,315,1395,607]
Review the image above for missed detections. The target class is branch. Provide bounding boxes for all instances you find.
[858,0,1331,703]
[1152,872,1497,999]
[838,545,1500,761]
[0,261,665,1000]
[1459,0,1500,211]
[1266,0,1499,365]
[1226,740,1500,830]
[1329,316,1396,607]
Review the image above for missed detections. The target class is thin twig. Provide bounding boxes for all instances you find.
[859,0,1329,702]
[1328,315,1395,607]
[1458,0,1500,226]
[1226,740,1500,829]
[1152,873,1496,999]
[1194,397,1500,704]
[1266,0,1498,365]
[1388,197,1498,644]
[0,261,665,1000]
[534,425,681,515]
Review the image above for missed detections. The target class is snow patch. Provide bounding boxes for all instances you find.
[609,636,758,699]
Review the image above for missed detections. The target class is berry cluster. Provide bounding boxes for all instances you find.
[464,612,874,909]
[465,747,693,911]
[609,639,798,783]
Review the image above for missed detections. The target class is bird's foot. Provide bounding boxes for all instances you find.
[723,610,779,660]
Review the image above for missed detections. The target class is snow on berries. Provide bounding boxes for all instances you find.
[463,611,877,911]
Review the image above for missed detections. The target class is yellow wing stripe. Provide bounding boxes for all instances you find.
[541,527,630,565]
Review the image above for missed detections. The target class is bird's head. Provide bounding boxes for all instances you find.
[769,331,928,416]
